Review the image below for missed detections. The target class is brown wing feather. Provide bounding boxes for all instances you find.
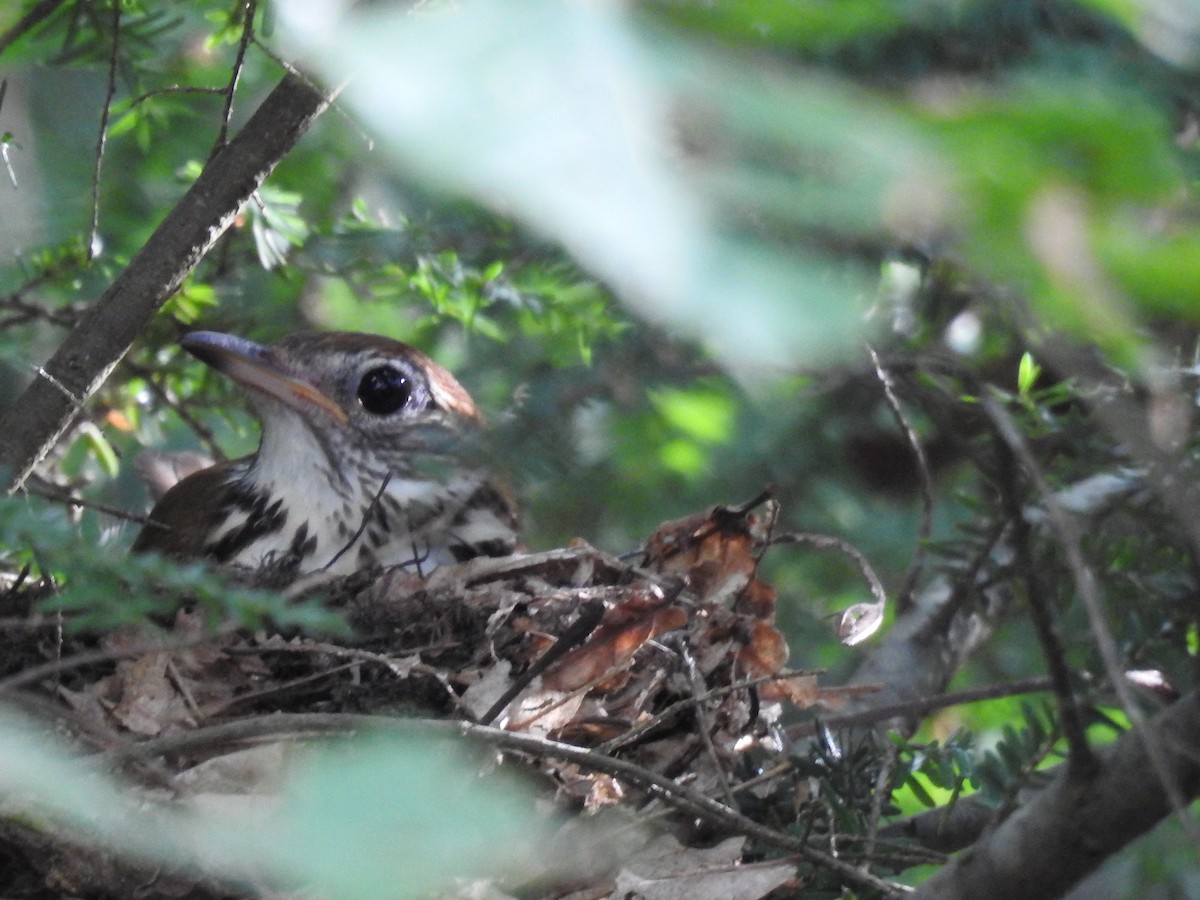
[131,462,240,559]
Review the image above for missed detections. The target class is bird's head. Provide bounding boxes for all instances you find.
[180,330,481,480]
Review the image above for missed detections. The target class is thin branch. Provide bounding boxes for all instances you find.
[88,1,120,261]
[0,73,333,493]
[323,470,392,572]
[104,712,909,897]
[980,391,1194,835]
[0,296,78,329]
[0,633,224,697]
[128,84,226,109]
[774,530,886,607]
[869,345,933,611]
[121,358,228,461]
[24,479,157,526]
[786,676,1054,741]
[985,397,1096,775]
[599,667,827,754]
[211,0,258,155]
[0,0,68,57]
[773,528,887,644]
[680,640,739,810]
[478,598,605,725]
[865,739,900,866]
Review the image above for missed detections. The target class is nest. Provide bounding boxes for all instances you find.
[0,496,903,899]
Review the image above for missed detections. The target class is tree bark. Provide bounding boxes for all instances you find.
[0,72,331,493]
[912,689,1200,900]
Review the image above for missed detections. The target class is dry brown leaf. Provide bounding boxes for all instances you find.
[110,652,193,736]
[732,577,777,620]
[543,587,686,692]
[607,835,796,900]
[505,683,585,736]
[460,659,514,721]
[642,505,765,604]
[173,743,288,794]
[736,621,789,677]
[761,673,820,707]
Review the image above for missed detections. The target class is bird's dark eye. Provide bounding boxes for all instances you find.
[357,365,412,415]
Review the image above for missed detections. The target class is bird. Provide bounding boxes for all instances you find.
[132,330,519,578]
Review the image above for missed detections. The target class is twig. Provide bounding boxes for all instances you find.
[323,471,392,572]
[0,0,68,57]
[865,739,899,864]
[985,399,1096,775]
[0,633,226,696]
[478,598,605,724]
[23,480,157,526]
[88,1,120,260]
[0,73,332,493]
[121,358,228,461]
[128,85,226,109]
[786,676,1054,740]
[980,392,1196,837]
[233,639,471,716]
[915,517,1008,642]
[104,712,909,896]
[598,667,826,754]
[680,640,739,810]
[211,0,257,155]
[869,345,933,611]
[772,530,887,607]
[203,660,362,716]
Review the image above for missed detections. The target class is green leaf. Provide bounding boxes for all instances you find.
[1017,352,1040,397]
[0,709,549,898]
[276,0,923,373]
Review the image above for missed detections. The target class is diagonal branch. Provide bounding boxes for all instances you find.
[0,72,332,493]
[912,688,1200,900]
[0,0,68,57]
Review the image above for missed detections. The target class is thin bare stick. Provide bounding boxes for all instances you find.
[122,358,228,461]
[24,480,157,526]
[0,73,332,492]
[105,712,908,896]
[323,471,392,572]
[0,0,68,57]
[869,345,933,611]
[211,0,258,155]
[680,641,739,810]
[981,392,1195,838]
[128,85,226,109]
[88,2,121,260]
[786,676,1054,740]
[0,632,225,696]
[986,404,1095,774]
[478,598,605,725]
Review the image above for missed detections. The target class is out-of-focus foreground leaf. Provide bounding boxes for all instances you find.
[0,708,548,899]
[275,0,936,374]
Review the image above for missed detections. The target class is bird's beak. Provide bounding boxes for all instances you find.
[180,331,349,425]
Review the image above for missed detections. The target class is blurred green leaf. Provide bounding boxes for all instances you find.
[0,500,346,634]
[0,708,549,899]
[927,74,1181,364]
[645,0,909,47]
[261,733,550,898]
[276,0,928,372]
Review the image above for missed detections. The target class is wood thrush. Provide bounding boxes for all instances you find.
[133,331,519,577]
